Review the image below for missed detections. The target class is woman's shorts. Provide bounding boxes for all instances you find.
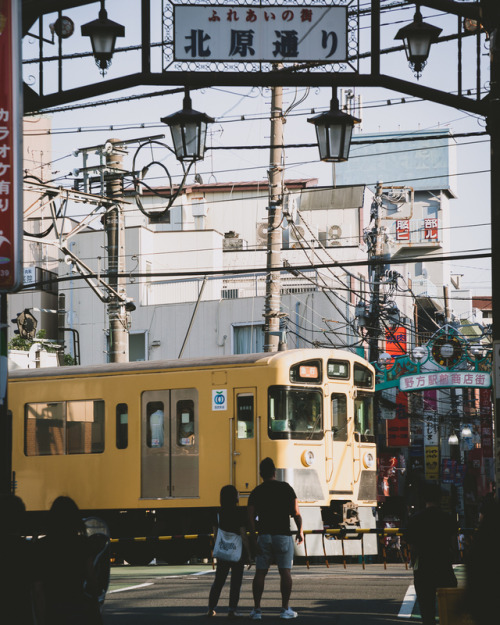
[255,534,294,570]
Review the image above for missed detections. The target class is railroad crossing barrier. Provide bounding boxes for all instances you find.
[108,527,476,569]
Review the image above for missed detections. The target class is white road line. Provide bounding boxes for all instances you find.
[108,582,154,594]
[398,584,416,619]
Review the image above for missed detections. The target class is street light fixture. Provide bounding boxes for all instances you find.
[308,89,360,162]
[412,345,426,362]
[448,432,459,445]
[394,5,442,78]
[81,1,125,75]
[160,90,215,163]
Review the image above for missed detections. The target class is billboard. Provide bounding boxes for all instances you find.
[0,0,23,291]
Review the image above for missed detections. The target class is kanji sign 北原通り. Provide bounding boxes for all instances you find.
[173,5,347,63]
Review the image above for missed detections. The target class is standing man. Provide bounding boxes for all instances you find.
[405,482,458,625]
[247,457,304,620]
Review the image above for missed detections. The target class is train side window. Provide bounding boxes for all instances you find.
[147,402,164,448]
[331,394,348,441]
[177,400,195,446]
[236,394,254,439]
[116,403,128,449]
[25,402,65,456]
[25,400,104,456]
[67,400,104,454]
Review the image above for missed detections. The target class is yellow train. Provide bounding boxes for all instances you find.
[10,348,377,564]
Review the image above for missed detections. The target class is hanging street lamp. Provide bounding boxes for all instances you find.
[394,4,442,78]
[308,89,360,162]
[160,90,215,163]
[81,1,125,75]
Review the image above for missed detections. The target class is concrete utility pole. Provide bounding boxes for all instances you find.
[367,182,384,364]
[104,139,129,363]
[264,84,285,352]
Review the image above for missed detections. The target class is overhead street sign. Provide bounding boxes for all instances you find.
[0,0,23,292]
[173,5,347,63]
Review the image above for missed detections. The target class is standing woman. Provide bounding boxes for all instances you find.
[208,485,250,618]
[37,496,100,625]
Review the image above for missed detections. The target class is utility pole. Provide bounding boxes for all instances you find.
[367,182,385,364]
[104,139,129,363]
[264,83,285,352]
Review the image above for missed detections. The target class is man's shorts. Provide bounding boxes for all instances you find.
[255,534,294,570]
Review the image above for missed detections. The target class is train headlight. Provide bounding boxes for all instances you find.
[363,451,375,469]
[301,450,315,467]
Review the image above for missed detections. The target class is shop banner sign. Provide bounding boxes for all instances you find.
[174,5,347,62]
[0,0,23,291]
[400,371,491,392]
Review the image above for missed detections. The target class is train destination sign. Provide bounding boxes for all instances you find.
[400,371,491,392]
[173,5,347,62]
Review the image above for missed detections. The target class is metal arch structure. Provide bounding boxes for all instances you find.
[18,0,500,495]
[22,0,488,118]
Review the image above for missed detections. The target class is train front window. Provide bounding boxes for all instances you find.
[268,387,323,440]
[354,394,375,443]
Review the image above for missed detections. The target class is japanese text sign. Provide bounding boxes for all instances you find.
[173,5,347,62]
[424,218,439,240]
[400,371,491,392]
[0,0,23,291]
[396,220,410,241]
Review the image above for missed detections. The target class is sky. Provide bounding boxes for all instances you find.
[22,0,492,297]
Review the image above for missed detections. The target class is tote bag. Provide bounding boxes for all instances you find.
[213,528,242,562]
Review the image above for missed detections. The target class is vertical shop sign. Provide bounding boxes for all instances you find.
[480,388,494,458]
[425,445,439,480]
[0,0,23,291]
[396,219,410,241]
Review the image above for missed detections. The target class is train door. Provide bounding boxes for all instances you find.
[232,389,258,495]
[141,389,199,498]
[329,392,354,496]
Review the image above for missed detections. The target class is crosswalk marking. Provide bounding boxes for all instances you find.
[399,584,417,619]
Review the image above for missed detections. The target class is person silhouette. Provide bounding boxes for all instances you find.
[0,494,40,624]
[38,496,101,624]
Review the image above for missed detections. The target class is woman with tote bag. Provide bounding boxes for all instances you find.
[208,485,250,618]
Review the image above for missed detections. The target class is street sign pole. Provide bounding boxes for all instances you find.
[0,0,24,494]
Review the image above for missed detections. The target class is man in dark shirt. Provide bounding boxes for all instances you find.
[247,457,304,620]
[405,482,458,625]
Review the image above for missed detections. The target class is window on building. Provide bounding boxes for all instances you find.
[130,331,148,361]
[233,324,264,354]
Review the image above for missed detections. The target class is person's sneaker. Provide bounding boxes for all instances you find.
[206,609,216,617]
[280,608,298,619]
[227,610,243,618]
[250,609,262,620]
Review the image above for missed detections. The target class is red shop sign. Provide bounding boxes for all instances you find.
[0,0,23,291]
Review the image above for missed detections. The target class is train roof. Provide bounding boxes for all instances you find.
[9,348,370,381]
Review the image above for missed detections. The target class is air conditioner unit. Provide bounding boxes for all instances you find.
[289,225,318,248]
[223,237,246,250]
[320,224,352,247]
[256,221,268,248]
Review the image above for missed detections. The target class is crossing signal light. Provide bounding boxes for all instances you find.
[11,309,38,340]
